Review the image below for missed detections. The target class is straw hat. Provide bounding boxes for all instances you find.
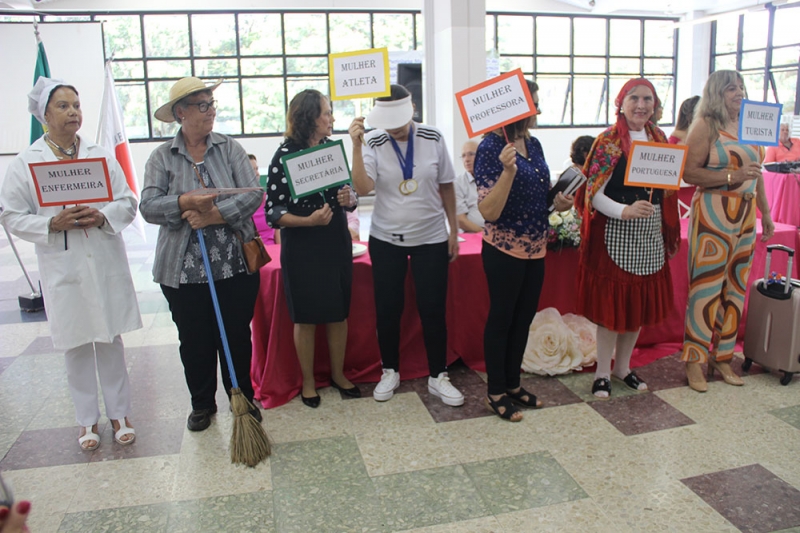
[154,77,222,123]
[366,95,413,130]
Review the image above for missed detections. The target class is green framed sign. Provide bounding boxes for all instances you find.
[280,140,352,200]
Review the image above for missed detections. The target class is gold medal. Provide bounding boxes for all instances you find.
[399,179,418,195]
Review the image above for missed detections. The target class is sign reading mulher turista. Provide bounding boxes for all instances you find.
[28,158,113,206]
[738,100,782,146]
[280,140,353,200]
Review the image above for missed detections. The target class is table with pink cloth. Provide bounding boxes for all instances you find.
[251,221,799,408]
[763,171,800,227]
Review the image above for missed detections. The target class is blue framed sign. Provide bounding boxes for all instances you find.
[738,100,782,146]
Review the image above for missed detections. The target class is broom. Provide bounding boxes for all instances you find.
[197,229,271,466]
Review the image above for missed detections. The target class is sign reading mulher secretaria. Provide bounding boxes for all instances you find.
[329,48,391,101]
[29,158,113,206]
[281,140,353,200]
[738,100,782,146]
[455,69,537,138]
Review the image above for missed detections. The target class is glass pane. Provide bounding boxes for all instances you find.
[644,58,673,74]
[144,15,190,58]
[741,72,765,100]
[573,77,608,125]
[332,97,373,130]
[714,53,737,71]
[239,14,283,55]
[373,13,414,51]
[0,16,37,22]
[241,58,283,76]
[610,19,640,56]
[147,60,192,79]
[537,56,570,74]
[192,14,236,57]
[771,46,800,68]
[194,59,238,78]
[149,80,180,138]
[644,19,674,57]
[111,60,144,80]
[574,18,605,56]
[284,13,326,55]
[43,16,90,21]
[497,15,533,55]
[773,7,800,47]
[536,17,570,55]
[416,13,424,51]
[609,58,640,75]
[499,56,533,73]
[649,77,675,124]
[242,78,286,134]
[212,81,242,135]
[286,57,328,75]
[574,57,606,74]
[535,75,570,126]
[286,78,329,101]
[773,69,798,114]
[97,15,142,59]
[115,82,149,140]
[486,15,496,53]
[742,10,768,51]
[714,15,739,55]
[329,13,371,53]
[741,50,766,70]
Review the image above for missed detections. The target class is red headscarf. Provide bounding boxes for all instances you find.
[614,78,661,158]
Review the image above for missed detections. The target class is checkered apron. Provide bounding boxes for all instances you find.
[604,204,664,276]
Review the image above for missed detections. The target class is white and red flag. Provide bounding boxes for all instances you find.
[97,60,146,240]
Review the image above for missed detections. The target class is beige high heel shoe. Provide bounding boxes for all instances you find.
[686,362,708,392]
[708,359,744,386]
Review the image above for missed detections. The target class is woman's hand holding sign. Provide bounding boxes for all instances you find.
[179,191,222,229]
[49,205,105,232]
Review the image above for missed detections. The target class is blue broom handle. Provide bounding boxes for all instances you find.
[196,229,239,389]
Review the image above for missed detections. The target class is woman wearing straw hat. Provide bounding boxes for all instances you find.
[0,77,141,451]
[348,84,465,407]
[140,77,264,432]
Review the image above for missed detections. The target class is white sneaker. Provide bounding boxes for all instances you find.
[428,372,464,406]
[373,369,400,401]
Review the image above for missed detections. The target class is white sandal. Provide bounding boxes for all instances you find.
[113,418,136,446]
[78,426,100,451]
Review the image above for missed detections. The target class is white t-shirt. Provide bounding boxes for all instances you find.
[363,124,455,246]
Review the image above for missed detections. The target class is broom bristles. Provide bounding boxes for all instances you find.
[230,388,271,467]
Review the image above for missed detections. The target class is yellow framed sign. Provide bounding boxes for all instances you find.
[329,47,391,101]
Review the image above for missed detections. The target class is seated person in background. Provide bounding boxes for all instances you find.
[347,209,360,241]
[249,154,279,244]
[570,135,594,170]
[764,117,800,164]
[455,140,484,232]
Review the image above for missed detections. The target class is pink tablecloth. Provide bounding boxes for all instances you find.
[763,171,800,227]
[251,222,799,407]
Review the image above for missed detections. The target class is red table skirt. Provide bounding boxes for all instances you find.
[251,221,799,408]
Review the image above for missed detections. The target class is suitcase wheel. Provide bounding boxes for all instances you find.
[742,358,753,372]
[780,372,794,386]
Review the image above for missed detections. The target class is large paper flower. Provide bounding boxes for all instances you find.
[522,308,584,376]
[562,313,597,367]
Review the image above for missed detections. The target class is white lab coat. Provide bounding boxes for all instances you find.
[0,135,142,351]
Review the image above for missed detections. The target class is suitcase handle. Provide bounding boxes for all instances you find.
[764,245,795,294]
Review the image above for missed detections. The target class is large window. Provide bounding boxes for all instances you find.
[3,10,421,140]
[712,4,800,115]
[486,12,678,127]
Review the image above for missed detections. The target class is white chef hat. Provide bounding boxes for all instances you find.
[28,76,68,125]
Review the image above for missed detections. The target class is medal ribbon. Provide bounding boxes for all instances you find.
[388,123,415,182]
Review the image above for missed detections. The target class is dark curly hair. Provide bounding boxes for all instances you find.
[570,135,595,167]
[285,89,327,148]
[45,84,79,111]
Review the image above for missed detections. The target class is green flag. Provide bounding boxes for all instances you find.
[30,39,51,144]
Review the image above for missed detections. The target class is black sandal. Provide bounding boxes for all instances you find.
[591,377,611,398]
[484,395,522,422]
[506,387,542,408]
[620,371,647,391]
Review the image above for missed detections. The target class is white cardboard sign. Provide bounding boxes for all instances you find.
[455,69,536,138]
[738,100,782,146]
[623,141,688,190]
[28,158,113,207]
[280,140,352,199]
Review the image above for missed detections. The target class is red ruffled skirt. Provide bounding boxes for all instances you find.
[576,212,673,332]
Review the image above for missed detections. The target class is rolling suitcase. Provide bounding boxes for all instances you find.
[743,244,800,385]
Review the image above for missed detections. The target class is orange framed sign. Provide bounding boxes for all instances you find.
[29,158,113,207]
[623,141,687,190]
[455,69,537,138]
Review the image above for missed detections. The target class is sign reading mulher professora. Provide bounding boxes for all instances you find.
[281,140,353,199]
[29,158,113,206]
[455,69,537,138]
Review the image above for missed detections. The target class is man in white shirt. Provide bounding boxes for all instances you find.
[454,140,484,233]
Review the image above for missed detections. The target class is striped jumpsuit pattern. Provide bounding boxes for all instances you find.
[681,130,763,364]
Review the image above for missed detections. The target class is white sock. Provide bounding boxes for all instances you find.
[612,329,647,390]
[594,326,617,398]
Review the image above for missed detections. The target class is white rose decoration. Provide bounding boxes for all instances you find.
[522,308,583,376]
[548,212,563,226]
[561,210,575,223]
[562,313,597,367]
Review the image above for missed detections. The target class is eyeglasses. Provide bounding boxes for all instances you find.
[534,101,543,115]
[185,99,217,113]
[461,151,476,159]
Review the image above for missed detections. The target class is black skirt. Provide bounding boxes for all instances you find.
[280,209,353,324]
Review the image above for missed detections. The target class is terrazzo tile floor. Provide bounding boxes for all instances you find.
[2,224,800,532]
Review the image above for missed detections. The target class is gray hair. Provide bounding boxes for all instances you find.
[172,89,212,124]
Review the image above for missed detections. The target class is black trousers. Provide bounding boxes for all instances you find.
[369,236,449,377]
[161,272,260,411]
[482,241,545,395]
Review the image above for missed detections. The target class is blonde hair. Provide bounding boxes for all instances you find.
[691,70,746,143]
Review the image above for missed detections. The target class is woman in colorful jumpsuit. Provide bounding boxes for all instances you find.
[681,70,774,392]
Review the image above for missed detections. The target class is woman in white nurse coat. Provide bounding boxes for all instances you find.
[0,78,142,451]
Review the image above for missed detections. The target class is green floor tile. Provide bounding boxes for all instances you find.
[166,491,275,533]
[463,451,587,515]
[58,503,171,533]
[271,435,369,489]
[557,371,646,403]
[372,464,490,531]
[770,404,800,430]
